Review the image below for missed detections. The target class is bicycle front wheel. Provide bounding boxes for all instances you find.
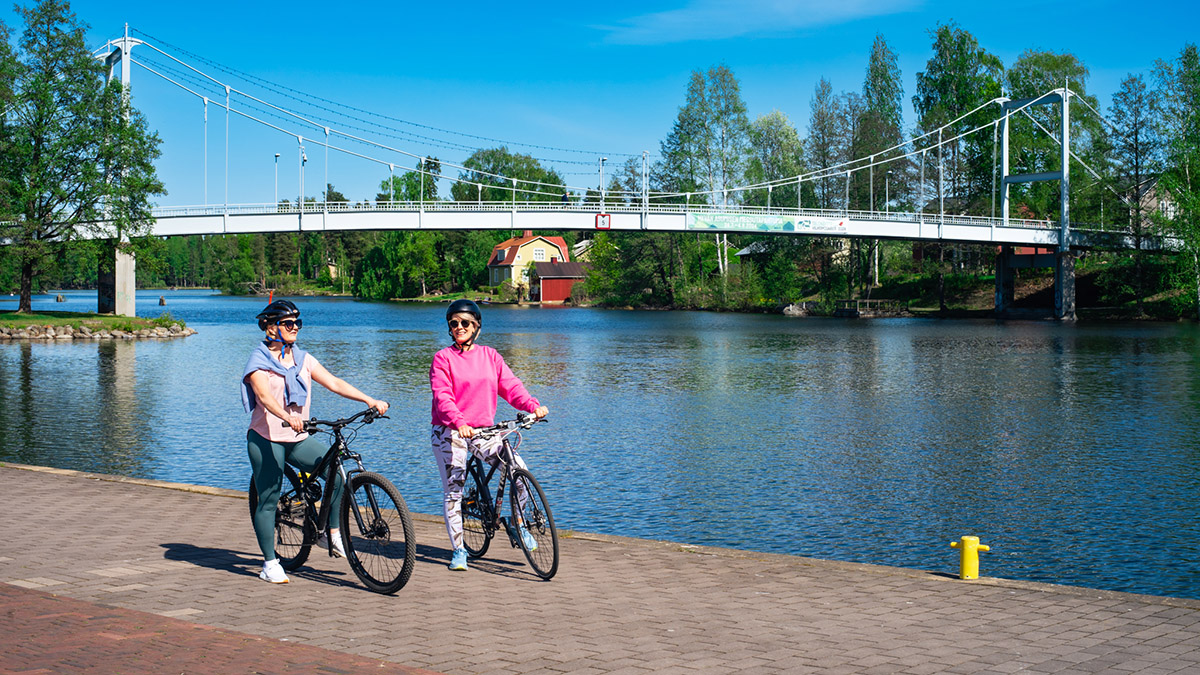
[248,465,313,572]
[510,468,559,580]
[462,460,493,559]
[340,471,416,594]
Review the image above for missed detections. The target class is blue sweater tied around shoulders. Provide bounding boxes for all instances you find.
[241,341,310,413]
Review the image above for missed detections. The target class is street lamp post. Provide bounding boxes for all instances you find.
[298,144,307,211]
[886,170,893,215]
[274,153,280,206]
[599,157,607,211]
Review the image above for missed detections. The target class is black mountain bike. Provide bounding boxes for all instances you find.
[248,408,416,594]
[461,412,559,580]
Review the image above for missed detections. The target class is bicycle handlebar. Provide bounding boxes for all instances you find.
[279,407,388,433]
[473,411,547,438]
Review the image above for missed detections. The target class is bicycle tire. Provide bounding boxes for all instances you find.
[510,468,559,580]
[340,471,416,594]
[248,465,314,571]
[462,460,493,558]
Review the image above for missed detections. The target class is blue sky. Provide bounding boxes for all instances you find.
[4,0,1199,206]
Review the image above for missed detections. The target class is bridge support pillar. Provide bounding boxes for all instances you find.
[1054,251,1076,321]
[994,246,1016,314]
[994,248,1074,320]
[97,241,136,317]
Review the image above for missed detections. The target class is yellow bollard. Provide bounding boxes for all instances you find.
[950,536,990,580]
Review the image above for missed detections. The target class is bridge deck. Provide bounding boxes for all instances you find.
[142,202,1168,251]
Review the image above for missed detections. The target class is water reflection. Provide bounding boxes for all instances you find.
[3,291,1200,599]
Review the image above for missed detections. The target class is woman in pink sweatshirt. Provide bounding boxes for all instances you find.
[429,299,548,571]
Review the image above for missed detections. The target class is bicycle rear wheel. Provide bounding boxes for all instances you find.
[510,468,559,580]
[340,471,416,594]
[462,460,493,558]
[248,465,314,572]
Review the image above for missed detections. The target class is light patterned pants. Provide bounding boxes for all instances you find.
[431,425,527,550]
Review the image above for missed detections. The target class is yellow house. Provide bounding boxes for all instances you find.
[487,231,571,287]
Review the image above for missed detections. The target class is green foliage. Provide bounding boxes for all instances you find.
[745,110,804,208]
[654,65,751,205]
[1005,51,1101,221]
[450,148,563,202]
[912,23,1004,210]
[376,157,441,203]
[806,78,849,209]
[0,0,164,312]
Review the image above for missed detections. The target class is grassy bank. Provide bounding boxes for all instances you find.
[0,310,185,332]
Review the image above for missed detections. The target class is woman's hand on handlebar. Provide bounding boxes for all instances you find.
[533,405,548,419]
[286,414,305,433]
[368,399,389,416]
[457,424,475,439]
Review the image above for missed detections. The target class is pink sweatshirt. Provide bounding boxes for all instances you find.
[429,345,540,428]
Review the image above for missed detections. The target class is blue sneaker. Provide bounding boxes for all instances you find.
[520,526,538,551]
[449,547,468,571]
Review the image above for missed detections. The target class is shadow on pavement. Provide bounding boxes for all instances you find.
[161,542,262,579]
[415,541,547,581]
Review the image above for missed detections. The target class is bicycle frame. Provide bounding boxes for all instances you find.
[294,426,368,549]
[467,434,530,540]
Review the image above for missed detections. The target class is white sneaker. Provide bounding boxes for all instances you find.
[317,530,347,558]
[260,559,289,584]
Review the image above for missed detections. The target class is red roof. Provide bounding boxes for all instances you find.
[487,231,570,267]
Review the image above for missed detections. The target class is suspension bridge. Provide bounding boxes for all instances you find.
[84,27,1176,319]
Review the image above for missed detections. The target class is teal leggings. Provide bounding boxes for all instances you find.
[247,429,343,560]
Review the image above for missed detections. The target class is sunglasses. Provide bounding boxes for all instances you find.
[277,319,303,330]
[448,319,475,329]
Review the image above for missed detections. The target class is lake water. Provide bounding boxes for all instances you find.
[2,289,1199,598]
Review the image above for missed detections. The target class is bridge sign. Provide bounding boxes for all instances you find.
[686,212,847,234]
[596,214,611,230]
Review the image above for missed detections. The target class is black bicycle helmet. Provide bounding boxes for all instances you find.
[256,299,300,331]
[445,298,482,325]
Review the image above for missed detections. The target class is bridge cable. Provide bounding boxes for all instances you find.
[130,29,647,162]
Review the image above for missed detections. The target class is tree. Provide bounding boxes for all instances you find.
[449,147,563,203]
[0,0,164,312]
[855,35,905,288]
[598,157,643,207]
[746,110,803,209]
[912,23,1003,211]
[1108,74,1161,313]
[806,78,847,210]
[653,70,709,204]
[1005,50,1100,220]
[704,65,751,207]
[656,65,752,206]
[354,230,440,300]
[857,35,905,211]
[376,157,441,203]
[1154,44,1200,315]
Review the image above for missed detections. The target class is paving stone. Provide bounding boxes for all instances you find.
[3,464,1200,674]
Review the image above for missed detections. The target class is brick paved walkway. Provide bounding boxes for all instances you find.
[3,463,1200,675]
[0,583,440,674]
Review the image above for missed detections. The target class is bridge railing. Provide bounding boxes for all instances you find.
[148,201,1064,231]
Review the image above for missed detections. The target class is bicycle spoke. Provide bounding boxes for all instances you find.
[341,472,415,594]
[462,460,494,558]
[511,469,559,579]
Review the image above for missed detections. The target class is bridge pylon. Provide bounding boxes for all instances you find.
[96,24,145,317]
[998,87,1075,320]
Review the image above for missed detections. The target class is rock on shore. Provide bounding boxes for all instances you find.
[0,323,197,341]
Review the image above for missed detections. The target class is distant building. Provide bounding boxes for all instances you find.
[572,238,595,262]
[532,261,590,304]
[487,230,570,287]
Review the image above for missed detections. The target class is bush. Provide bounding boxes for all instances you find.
[497,280,518,303]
